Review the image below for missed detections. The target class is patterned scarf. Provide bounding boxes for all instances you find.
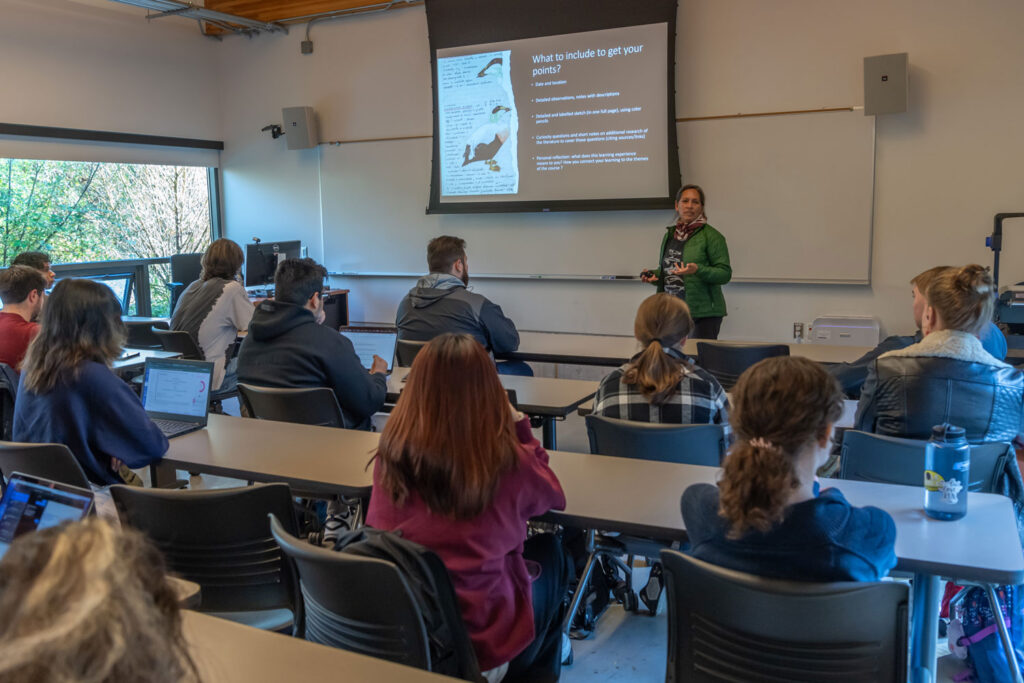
[674,214,706,241]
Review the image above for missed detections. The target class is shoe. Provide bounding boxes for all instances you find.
[561,633,573,666]
[322,508,351,546]
[640,562,663,614]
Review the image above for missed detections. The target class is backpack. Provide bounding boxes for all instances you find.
[332,526,484,682]
[949,584,1024,682]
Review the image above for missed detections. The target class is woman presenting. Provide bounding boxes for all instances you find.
[641,184,732,339]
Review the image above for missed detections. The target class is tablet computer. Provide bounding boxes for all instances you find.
[339,326,399,373]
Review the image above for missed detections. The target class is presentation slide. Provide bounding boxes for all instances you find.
[435,22,669,206]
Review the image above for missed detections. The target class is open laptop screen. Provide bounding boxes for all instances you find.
[0,474,94,560]
[339,327,398,372]
[142,358,213,423]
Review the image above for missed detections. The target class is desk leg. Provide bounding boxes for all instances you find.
[911,573,941,683]
[150,462,186,489]
[541,418,557,450]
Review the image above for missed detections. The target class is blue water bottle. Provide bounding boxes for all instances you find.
[924,424,970,520]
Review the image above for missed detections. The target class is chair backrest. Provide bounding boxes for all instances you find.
[0,364,18,441]
[396,339,428,367]
[152,327,204,359]
[840,429,1011,493]
[269,515,482,681]
[585,415,726,466]
[660,549,908,683]
[237,383,348,429]
[110,483,301,616]
[0,441,91,490]
[124,319,169,348]
[695,342,790,390]
[170,252,204,287]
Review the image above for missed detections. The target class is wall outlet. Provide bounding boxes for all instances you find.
[301,40,313,55]
[793,322,805,340]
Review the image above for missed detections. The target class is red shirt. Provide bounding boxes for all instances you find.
[366,417,566,671]
[0,312,40,370]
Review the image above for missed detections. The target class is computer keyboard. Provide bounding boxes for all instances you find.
[152,419,194,437]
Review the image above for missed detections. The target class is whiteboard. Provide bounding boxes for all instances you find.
[320,109,874,283]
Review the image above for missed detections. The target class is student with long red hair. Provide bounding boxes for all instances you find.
[367,334,569,683]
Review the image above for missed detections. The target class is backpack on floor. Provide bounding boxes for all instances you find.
[331,527,483,681]
[949,584,1024,683]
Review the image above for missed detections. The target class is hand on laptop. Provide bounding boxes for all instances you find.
[370,355,388,375]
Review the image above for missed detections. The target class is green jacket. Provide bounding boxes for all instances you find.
[650,223,732,318]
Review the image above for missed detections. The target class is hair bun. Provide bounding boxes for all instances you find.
[956,264,994,295]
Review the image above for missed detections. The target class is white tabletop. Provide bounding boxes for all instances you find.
[183,611,455,682]
[503,330,872,366]
[386,366,598,417]
[162,416,1024,585]
[113,347,181,372]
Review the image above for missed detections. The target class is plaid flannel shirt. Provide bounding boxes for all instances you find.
[592,359,731,442]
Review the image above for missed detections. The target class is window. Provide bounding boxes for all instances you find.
[0,158,215,316]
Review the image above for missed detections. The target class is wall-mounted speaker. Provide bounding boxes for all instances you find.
[282,106,319,149]
[864,53,908,115]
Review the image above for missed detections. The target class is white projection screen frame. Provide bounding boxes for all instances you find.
[425,0,680,213]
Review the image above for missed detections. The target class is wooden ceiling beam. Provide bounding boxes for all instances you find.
[203,0,410,25]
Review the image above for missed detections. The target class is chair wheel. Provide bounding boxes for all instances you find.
[622,589,639,612]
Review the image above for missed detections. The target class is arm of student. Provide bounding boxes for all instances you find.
[852,362,880,433]
[514,416,566,513]
[325,334,388,421]
[480,299,520,354]
[695,231,732,285]
[97,368,169,469]
[229,281,255,331]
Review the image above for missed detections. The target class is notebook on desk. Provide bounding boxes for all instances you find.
[141,358,214,438]
[0,473,94,560]
[338,326,398,373]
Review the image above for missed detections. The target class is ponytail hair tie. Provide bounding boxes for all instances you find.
[749,437,778,451]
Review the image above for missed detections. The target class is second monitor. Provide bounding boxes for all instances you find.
[245,240,302,288]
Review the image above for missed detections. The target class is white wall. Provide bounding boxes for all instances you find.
[0,0,221,141]
[220,2,1024,338]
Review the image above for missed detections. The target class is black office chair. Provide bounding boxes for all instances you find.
[152,328,238,408]
[660,549,909,682]
[839,430,1022,683]
[0,441,91,490]
[566,418,728,633]
[110,483,302,633]
[166,252,203,314]
[0,364,18,441]
[840,430,1011,493]
[695,342,790,390]
[124,319,169,349]
[237,384,348,429]
[269,514,483,681]
[585,415,726,466]
[396,339,429,367]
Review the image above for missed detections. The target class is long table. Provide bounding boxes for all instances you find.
[161,415,1024,683]
[386,366,597,449]
[184,610,454,682]
[499,330,873,366]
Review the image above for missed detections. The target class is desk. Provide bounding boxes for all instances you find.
[386,367,597,449]
[500,331,873,367]
[183,610,455,682]
[162,417,1024,683]
[113,348,181,373]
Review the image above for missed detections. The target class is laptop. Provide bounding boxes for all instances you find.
[0,473,94,561]
[339,326,398,373]
[141,357,215,438]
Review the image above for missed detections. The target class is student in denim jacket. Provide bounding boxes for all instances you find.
[682,356,896,582]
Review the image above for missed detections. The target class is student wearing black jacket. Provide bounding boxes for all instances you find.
[237,258,387,430]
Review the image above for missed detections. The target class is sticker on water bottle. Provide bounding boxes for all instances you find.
[924,470,944,491]
[925,470,964,503]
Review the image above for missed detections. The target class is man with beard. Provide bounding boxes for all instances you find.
[396,235,527,375]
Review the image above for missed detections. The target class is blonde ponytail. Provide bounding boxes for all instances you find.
[622,294,695,405]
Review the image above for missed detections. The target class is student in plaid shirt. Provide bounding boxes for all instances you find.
[593,294,730,440]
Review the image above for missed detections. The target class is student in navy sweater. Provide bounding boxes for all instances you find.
[682,356,896,582]
[13,279,167,485]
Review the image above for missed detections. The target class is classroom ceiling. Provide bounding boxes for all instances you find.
[202,0,422,35]
[107,0,421,36]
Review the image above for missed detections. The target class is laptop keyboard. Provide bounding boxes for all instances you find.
[152,418,196,438]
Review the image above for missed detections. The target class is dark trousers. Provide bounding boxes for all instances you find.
[692,316,723,340]
[504,533,571,683]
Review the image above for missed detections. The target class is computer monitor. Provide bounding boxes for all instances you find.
[244,240,302,287]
